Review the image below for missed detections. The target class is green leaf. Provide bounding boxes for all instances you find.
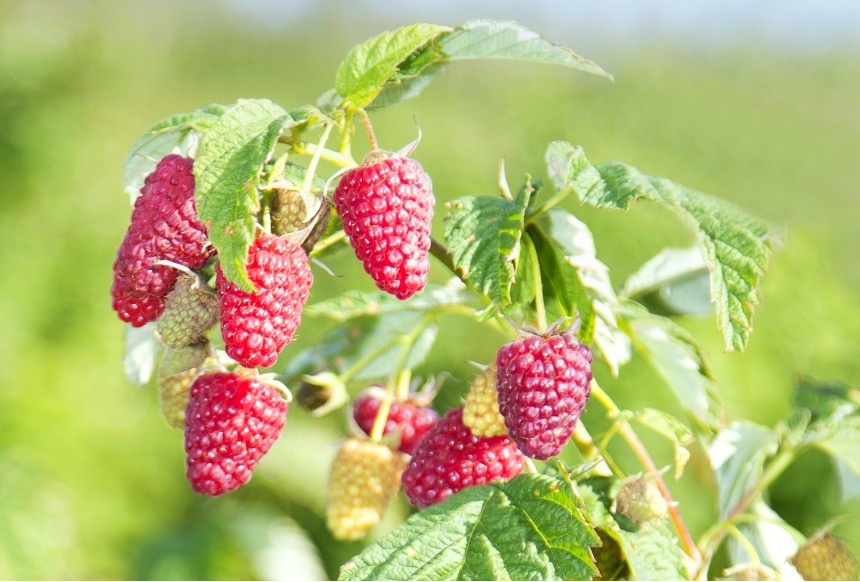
[726,501,801,573]
[339,473,598,581]
[335,23,451,108]
[618,301,724,439]
[709,421,778,519]
[577,480,688,581]
[623,408,694,480]
[280,311,437,384]
[439,20,612,80]
[123,323,161,388]
[303,279,473,322]
[534,208,631,375]
[194,99,290,291]
[806,416,860,480]
[368,43,447,110]
[123,104,226,201]
[444,192,530,307]
[549,142,777,352]
[621,246,712,317]
[528,225,596,342]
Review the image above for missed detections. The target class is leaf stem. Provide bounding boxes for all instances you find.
[357,108,379,151]
[339,108,355,156]
[589,379,701,562]
[571,422,614,477]
[302,122,334,195]
[525,185,573,225]
[527,237,548,330]
[280,135,356,168]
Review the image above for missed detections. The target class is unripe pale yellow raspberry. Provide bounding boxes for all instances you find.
[463,365,507,437]
[326,437,407,541]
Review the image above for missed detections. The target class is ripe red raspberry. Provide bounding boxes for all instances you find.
[110,281,165,327]
[184,371,288,496]
[351,386,438,455]
[112,154,213,300]
[401,407,525,508]
[333,155,434,300]
[496,333,593,460]
[217,236,313,369]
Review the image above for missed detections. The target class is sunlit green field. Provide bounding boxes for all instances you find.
[1,2,858,578]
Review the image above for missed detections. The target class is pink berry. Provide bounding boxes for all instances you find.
[333,156,434,300]
[217,236,313,369]
[184,372,288,496]
[352,387,439,455]
[496,333,593,460]
[110,281,165,327]
[401,407,524,508]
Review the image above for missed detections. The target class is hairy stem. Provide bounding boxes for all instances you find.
[339,108,354,156]
[357,108,379,151]
[572,422,614,477]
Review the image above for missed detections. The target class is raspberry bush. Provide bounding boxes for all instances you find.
[115,19,860,580]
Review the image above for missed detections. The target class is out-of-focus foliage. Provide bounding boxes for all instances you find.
[0,0,858,578]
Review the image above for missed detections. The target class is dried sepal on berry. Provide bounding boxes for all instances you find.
[326,437,408,541]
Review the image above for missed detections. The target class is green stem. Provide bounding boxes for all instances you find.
[525,185,573,225]
[572,422,614,477]
[528,237,547,330]
[302,123,333,195]
[339,109,355,156]
[590,380,701,562]
[280,135,356,168]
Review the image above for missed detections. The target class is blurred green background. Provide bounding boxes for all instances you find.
[1,0,859,578]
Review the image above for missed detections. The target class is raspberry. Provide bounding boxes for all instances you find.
[401,407,525,508]
[110,281,165,327]
[112,155,213,300]
[326,437,407,540]
[159,340,211,377]
[157,274,219,347]
[791,533,859,581]
[271,187,308,236]
[217,236,313,369]
[496,332,593,460]
[463,365,507,438]
[613,475,669,526]
[351,386,438,455]
[332,155,434,299]
[184,371,288,496]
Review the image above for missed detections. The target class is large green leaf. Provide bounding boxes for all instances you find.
[335,23,451,108]
[303,279,473,322]
[577,480,687,581]
[618,301,724,438]
[194,99,290,291]
[547,141,777,352]
[534,208,631,375]
[339,473,598,581]
[709,421,778,519]
[444,191,530,308]
[123,104,226,201]
[365,20,612,110]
